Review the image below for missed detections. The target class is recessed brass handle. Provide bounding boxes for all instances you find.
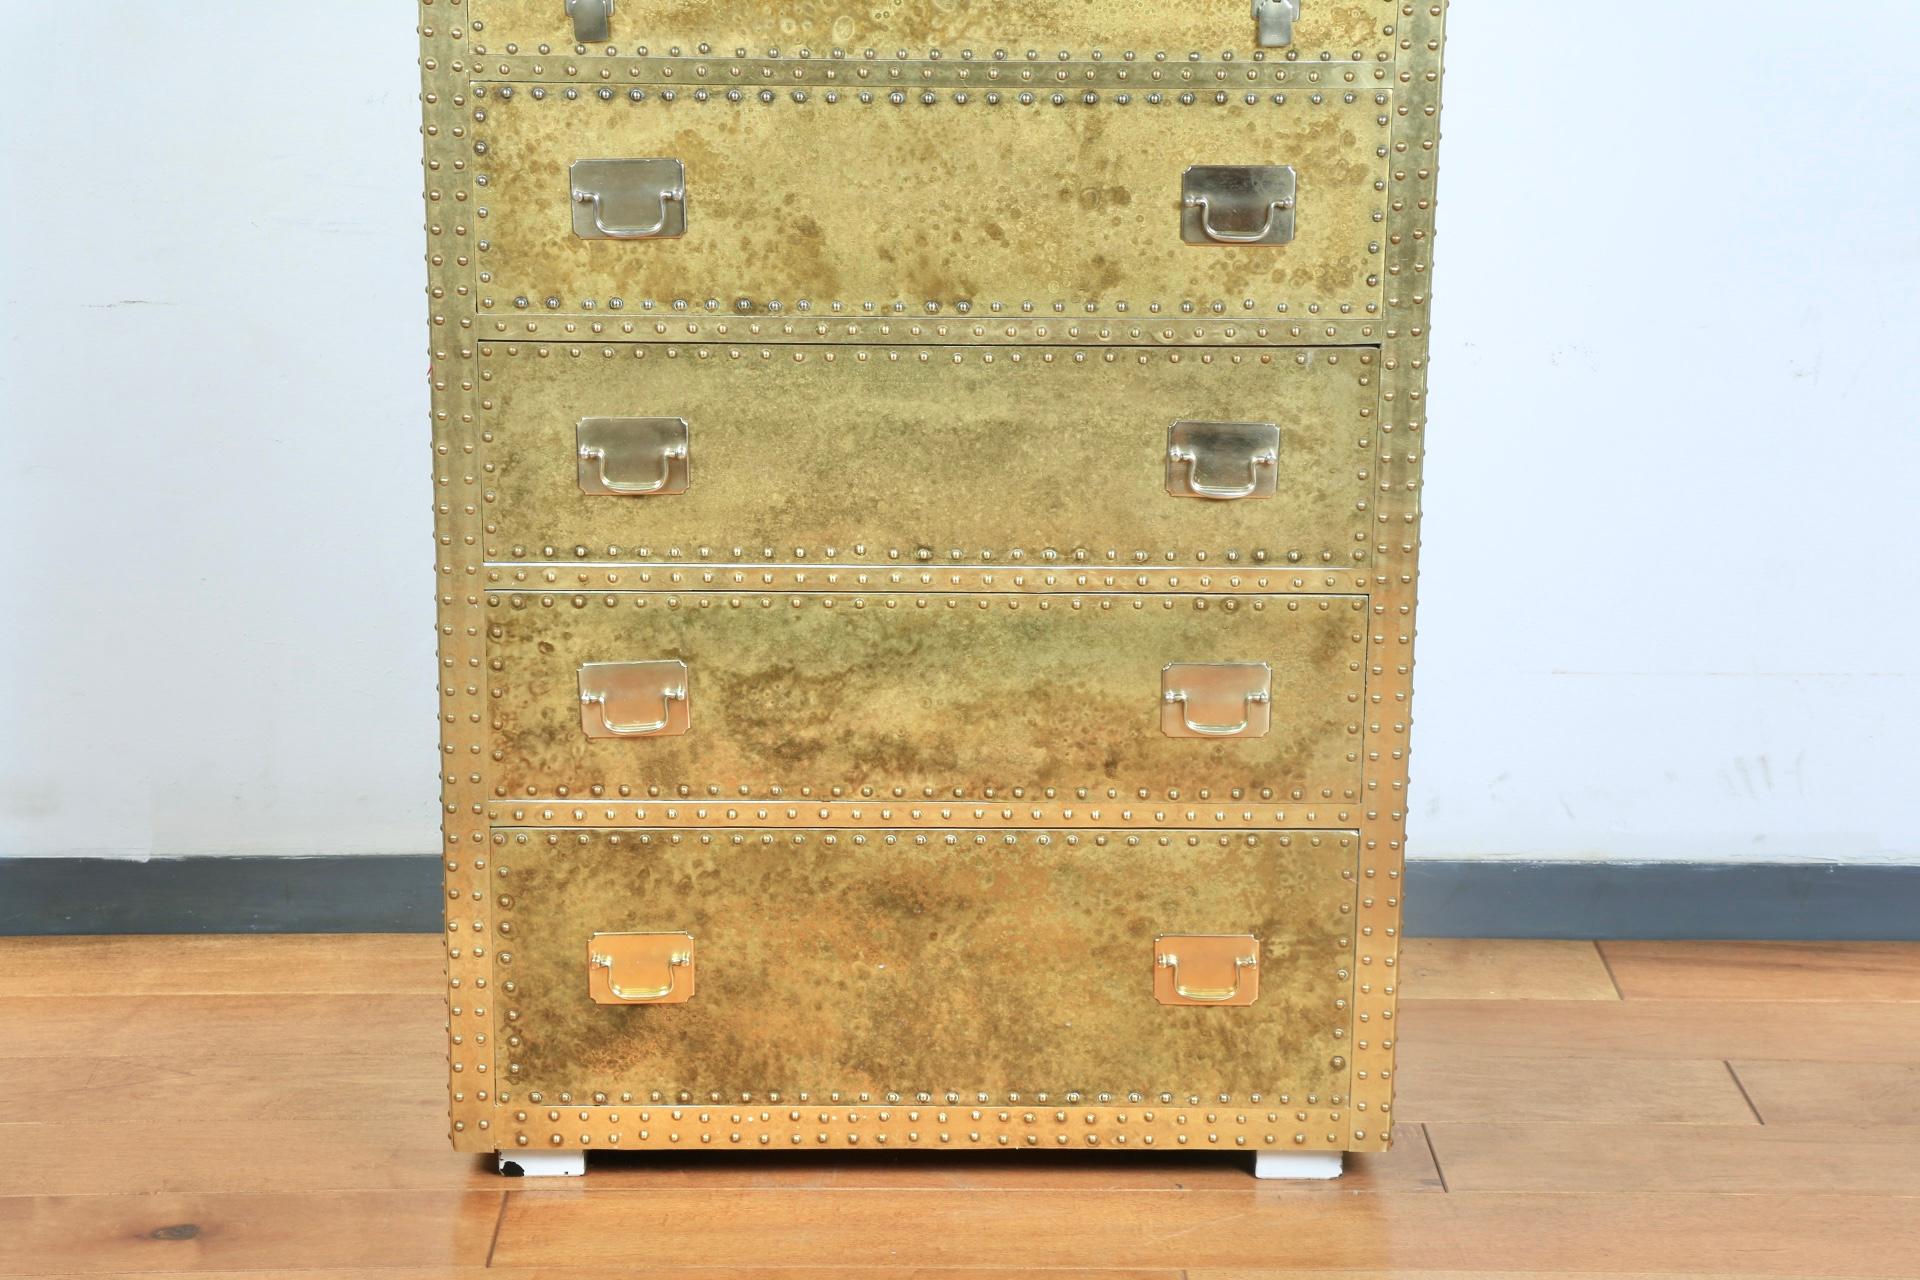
[1166,421,1281,502]
[1163,686,1271,737]
[1252,0,1300,47]
[580,442,685,494]
[565,0,613,43]
[588,931,697,1005]
[1167,445,1277,500]
[578,660,691,739]
[1182,192,1294,244]
[576,417,690,498]
[570,159,687,241]
[582,686,684,736]
[1157,952,1258,1002]
[1181,166,1297,247]
[1161,663,1273,739]
[592,948,690,1000]
[1153,934,1262,1006]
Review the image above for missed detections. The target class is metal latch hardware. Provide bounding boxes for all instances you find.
[577,417,690,497]
[565,0,614,43]
[570,158,686,240]
[1167,421,1280,501]
[1252,0,1300,47]
[588,932,695,1004]
[579,660,690,739]
[1154,935,1261,1006]
[1182,165,1297,247]
[1161,662,1272,739]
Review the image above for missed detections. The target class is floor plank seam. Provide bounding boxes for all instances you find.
[1419,1123,1450,1193]
[1725,1060,1767,1125]
[1593,942,1626,1000]
[485,1188,508,1267]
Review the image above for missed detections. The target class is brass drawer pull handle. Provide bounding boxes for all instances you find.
[592,948,689,1000]
[570,159,687,241]
[1182,193,1292,244]
[1252,0,1300,47]
[1154,935,1262,1006]
[576,417,691,497]
[587,931,696,1005]
[580,442,684,494]
[565,0,613,43]
[1158,952,1257,1001]
[1181,166,1297,247]
[578,660,691,738]
[1168,449,1274,500]
[1161,662,1273,739]
[1166,421,1282,501]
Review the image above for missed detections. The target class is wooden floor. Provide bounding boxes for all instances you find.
[1,937,1917,1278]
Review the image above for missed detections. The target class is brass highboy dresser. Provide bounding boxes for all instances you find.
[418,0,1447,1179]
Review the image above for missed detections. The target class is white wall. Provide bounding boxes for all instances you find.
[2,3,1915,863]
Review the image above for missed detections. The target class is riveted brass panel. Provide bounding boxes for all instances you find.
[495,828,1356,1102]
[480,343,1377,568]
[425,0,1446,1161]
[470,86,1388,320]
[487,591,1365,809]
[468,0,1397,64]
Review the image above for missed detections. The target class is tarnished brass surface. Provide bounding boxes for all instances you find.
[480,343,1377,568]
[488,592,1365,806]
[421,0,1447,1160]
[468,0,1398,63]
[471,87,1387,319]
[497,828,1356,1100]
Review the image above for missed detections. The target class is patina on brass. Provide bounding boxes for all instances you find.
[468,0,1398,65]
[482,344,1376,570]
[421,0,1448,1161]
[489,592,1364,803]
[470,88,1387,320]
[503,829,1354,1100]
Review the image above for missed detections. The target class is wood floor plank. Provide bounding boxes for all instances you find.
[1426,1122,1920,1194]
[0,995,442,1061]
[9,1273,1896,1280]
[0,936,443,998]
[0,1191,499,1274]
[1396,998,1920,1065]
[1730,1059,1920,1126]
[0,1054,443,1125]
[4,1271,1184,1280]
[1393,1054,1757,1124]
[1399,939,1618,1001]
[0,1120,486,1197]
[491,1189,1920,1274]
[1600,942,1920,1002]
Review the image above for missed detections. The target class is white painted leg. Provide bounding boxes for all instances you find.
[497,1151,586,1178]
[1253,1151,1344,1181]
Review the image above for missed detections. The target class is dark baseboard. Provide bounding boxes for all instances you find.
[0,855,1914,940]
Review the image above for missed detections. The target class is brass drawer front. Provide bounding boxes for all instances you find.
[470,0,1395,65]
[470,88,1387,321]
[480,344,1375,569]
[487,591,1364,810]
[495,827,1358,1103]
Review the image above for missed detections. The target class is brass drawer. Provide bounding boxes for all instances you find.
[487,591,1364,817]
[479,342,1377,569]
[493,827,1358,1120]
[470,0,1395,65]
[470,85,1388,322]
